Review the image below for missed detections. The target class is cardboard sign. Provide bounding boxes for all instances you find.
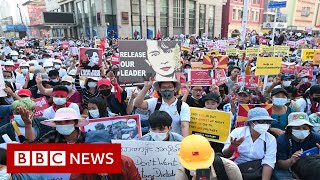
[34,97,49,117]
[237,75,259,89]
[226,48,238,56]
[281,62,296,75]
[313,50,320,65]
[246,47,259,58]
[0,68,7,97]
[259,45,274,57]
[112,140,180,180]
[189,70,213,86]
[189,108,231,143]
[83,115,142,140]
[118,40,181,83]
[301,49,315,61]
[236,104,273,127]
[255,57,282,75]
[79,47,103,77]
[214,69,228,86]
[15,40,25,47]
[274,45,290,57]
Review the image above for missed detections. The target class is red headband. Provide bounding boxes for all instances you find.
[52,90,68,97]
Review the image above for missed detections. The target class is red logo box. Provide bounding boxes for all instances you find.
[7,144,121,174]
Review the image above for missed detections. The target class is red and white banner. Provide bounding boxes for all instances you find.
[214,69,228,86]
[237,75,259,89]
[15,40,26,47]
[189,69,213,86]
[34,97,49,118]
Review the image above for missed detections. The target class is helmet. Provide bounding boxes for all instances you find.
[43,61,53,68]
[10,51,19,56]
[178,134,215,170]
[4,61,14,66]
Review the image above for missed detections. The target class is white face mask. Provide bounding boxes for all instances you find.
[149,131,168,141]
[56,124,75,135]
[302,78,309,83]
[46,68,53,73]
[53,97,66,106]
[252,123,270,134]
[29,65,34,69]
[4,78,13,83]
[21,69,28,75]
[282,80,291,87]
[89,109,100,119]
[65,85,73,91]
[266,82,273,87]
[87,82,97,88]
[0,169,11,180]
[54,64,61,69]
[292,129,310,140]
[12,56,18,60]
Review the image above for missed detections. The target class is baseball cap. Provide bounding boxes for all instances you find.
[281,74,295,80]
[271,88,288,97]
[236,86,251,96]
[17,89,32,97]
[204,92,220,103]
[97,79,111,88]
[41,73,49,81]
[286,112,313,128]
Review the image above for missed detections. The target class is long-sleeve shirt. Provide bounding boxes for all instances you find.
[75,75,99,109]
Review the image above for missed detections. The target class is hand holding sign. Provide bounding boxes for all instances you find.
[144,77,153,89]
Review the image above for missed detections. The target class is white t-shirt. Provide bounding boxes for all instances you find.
[43,103,81,119]
[146,98,190,135]
[15,73,34,87]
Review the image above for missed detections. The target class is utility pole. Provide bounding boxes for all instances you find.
[17,4,24,24]
[240,0,249,46]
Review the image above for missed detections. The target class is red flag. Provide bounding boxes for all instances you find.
[100,38,105,52]
[156,29,161,40]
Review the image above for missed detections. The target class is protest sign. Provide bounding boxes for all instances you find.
[83,115,142,140]
[286,41,296,48]
[236,104,273,127]
[205,42,215,48]
[281,62,296,75]
[181,46,190,53]
[313,50,320,65]
[94,39,101,48]
[191,62,203,69]
[61,41,69,49]
[227,38,238,45]
[79,47,103,77]
[296,66,313,78]
[69,47,78,56]
[15,40,25,47]
[246,47,259,58]
[189,108,231,143]
[259,39,270,45]
[215,69,228,86]
[45,46,54,51]
[0,68,7,97]
[119,40,181,83]
[111,53,120,65]
[226,48,238,56]
[237,75,259,89]
[216,56,228,69]
[189,70,213,86]
[259,45,274,57]
[112,140,180,180]
[301,49,315,61]
[208,50,219,56]
[255,57,282,75]
[34,97,49,118]
[274,45,290,57]
[189,44,198,52]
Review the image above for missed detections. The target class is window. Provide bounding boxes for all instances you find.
[208,5,215,37]
[301,7,311,17]
[233,9,237,20]
[251,10,254,20]
[90,0,97,36]
[189,0,196,34]
[160,0,168,37]
[238,9,242,20]
[76,2,82,26]
[199,4,205,36]
[131,0,141,39]
[173,0,185,35]
[255,11,259,21]
[146,0,155,38]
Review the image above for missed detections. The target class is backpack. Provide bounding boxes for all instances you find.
[184,155,229,180]
[154,97,182,115]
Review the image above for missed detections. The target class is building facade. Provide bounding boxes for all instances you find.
[48,0,227,39]
[222,0,265,37]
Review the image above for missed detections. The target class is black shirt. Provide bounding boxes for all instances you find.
[185,95,205,108]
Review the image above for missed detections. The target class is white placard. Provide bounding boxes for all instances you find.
[112,140,181,180]
[0,67,7,97]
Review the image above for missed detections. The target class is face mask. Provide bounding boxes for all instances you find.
[65,85,73,91]
[12,56,18,60]
[313,97,320,103]
[292,129,310,139]
[46,68,53,73]
[149,131,168,141]
[252,123,270,134]
[53,97,66,106]
[302,78,309,83]
[273,98,287,107]
[282,80,291,87]
[159,90,175,99]
[56,124,75,135]
[21,69,28,75]
[51,79,59,83]
[89,109,100,119]
[29,65,34,69]
[0,169,11,180]
[4,78,13,83]
[100,89,111,96]
[14,114,25,126]
[87,82,97,88]
[266,82,273,87]
[54,64,61,69]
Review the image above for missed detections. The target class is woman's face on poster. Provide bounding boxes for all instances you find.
[89,52,99,65]
[146,41,176,77]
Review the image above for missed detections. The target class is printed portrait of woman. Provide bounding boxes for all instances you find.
[82,49,101,70]
[145,40,181,81]
[211,57,219,68]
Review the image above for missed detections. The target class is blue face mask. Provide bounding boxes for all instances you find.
[273,98,287,107]
[14,115,25,126]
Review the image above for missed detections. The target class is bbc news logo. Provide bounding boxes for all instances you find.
[7,144,121,173]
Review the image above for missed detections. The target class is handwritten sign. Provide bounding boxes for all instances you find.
[255,57,282,75]
[189,70,213,86]
[301,49,315,61]
[236,104,273,127]
[226,48,238,56]
[274,45,290,57]
[112,140,181,180]
[237,75,259,89]
[34,97,49,117]
[246,47,259,58]
[190,108,231,143]
[313,50,320,65]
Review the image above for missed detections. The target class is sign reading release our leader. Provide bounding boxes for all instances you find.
[119,40,181,83]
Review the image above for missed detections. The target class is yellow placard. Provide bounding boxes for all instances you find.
[301,49,315,61]
[189,107,231,143]
[246,47,259,57]
[259,45,274,57]
[226,48,238,56]
[255,57,282,75]
[208,50,219,56]
[313,50,320,65]
[274,45,290,57]
[181,46,191,53]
